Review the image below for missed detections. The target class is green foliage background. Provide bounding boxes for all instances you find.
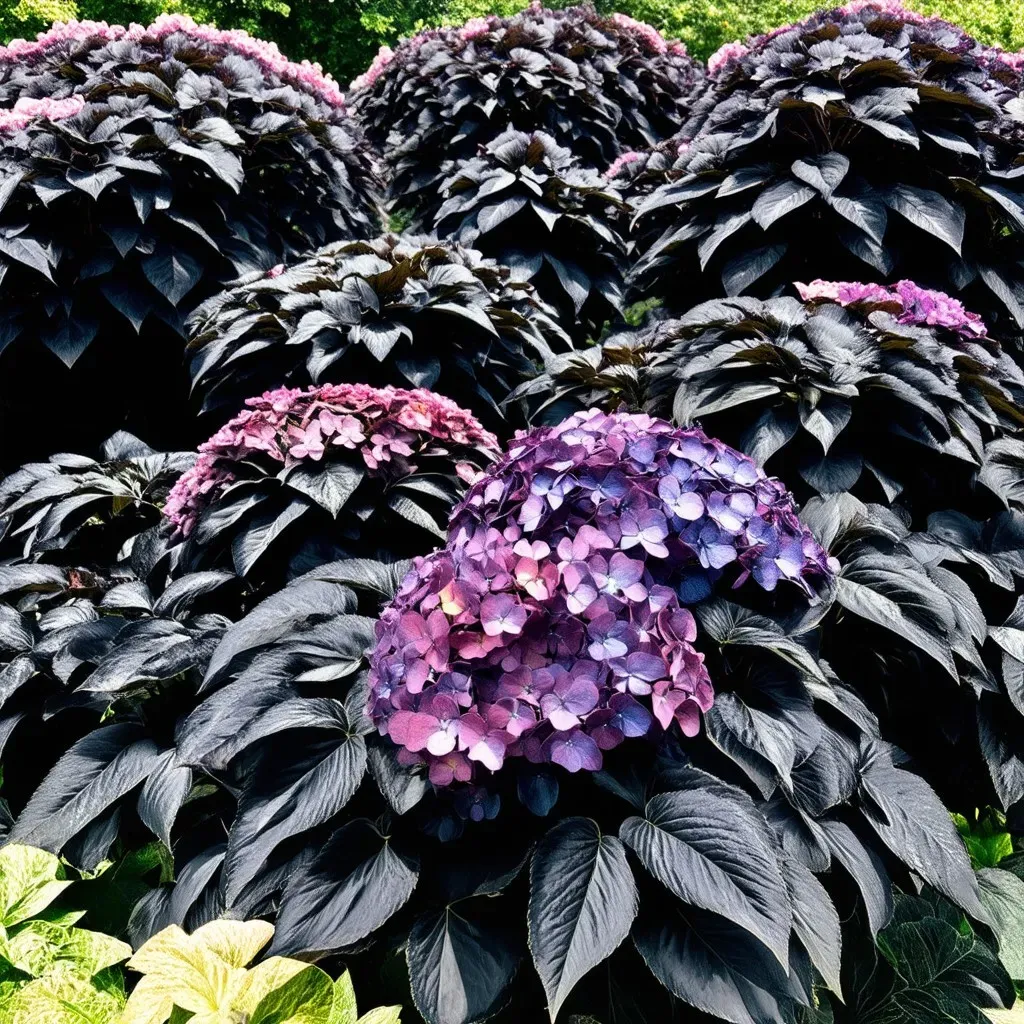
[2,0,1022,87]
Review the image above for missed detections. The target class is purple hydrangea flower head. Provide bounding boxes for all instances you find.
[796,279,988,338]
[368,410,833,789]
[164,383,498,536]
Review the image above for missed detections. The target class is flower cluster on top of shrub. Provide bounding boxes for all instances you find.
[350,1,703,219]
[629,0,1024,343]
[528,278,1024,514]
[186,234,570,431]
[368,408,833,786]
[164,383,498,586]
[0,14,379,464]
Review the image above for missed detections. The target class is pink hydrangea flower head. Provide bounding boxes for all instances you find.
[368,410,833,789]
[350,45,396,91]
[460,17,494,41]
[707,40,749,75]
[605,150,641,180]
[838,0,926,21]
[164,383,498,536]
[0,94,84,133]
[795,279,988,338]
[609,13,668,55]
[0,16,346,109]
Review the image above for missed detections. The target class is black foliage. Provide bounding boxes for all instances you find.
[628,5,1024,343]
[0,20,381,467]
[146,555,1003,1024]
[528,288,1024,824]
[0,431,192,575]
[350,3,703,222]
[186,234,570,431]
[527,293,1024,515]
[428,130,629,341]
[163,396,496,599]
[0,558,235,868]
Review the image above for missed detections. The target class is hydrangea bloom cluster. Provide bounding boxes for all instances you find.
[0,95,84,133]
[796,280,988,338]
[165,384,498,536]
[1,15,345,107]
[368,410,833,785]
[706,40,748,75]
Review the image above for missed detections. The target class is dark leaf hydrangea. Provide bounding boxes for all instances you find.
[430,130,629,341]
[186,234,570,430]
[165,383,499,589]
[629,1,1024,344]
[0,431,193,577]
[526,281,1024,515]
[0,558,234,855]
[368,409,833,785]
[350,3,703,220]
[0,16,380,465]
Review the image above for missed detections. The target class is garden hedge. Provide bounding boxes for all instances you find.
[1,3,1024,1024]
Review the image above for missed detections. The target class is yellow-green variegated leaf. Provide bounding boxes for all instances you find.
[0,920,67,977]
[247,963,334,1024]
[58,928,132,977]
[10,963,124,1024]
[121,925,240,1024]
[328,971,358,1024]
[190,919,274,970]
[0,846,72,928]
[234,955,312,1015]
[985,1005,1024,1023]
[356,1007,402,1024]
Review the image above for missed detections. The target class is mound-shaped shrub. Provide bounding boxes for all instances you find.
[350,3,703,220]
[186,234,570,431]
[0,15,380,466]
[430,129,629,340]
[527,281,1024,515]
[164,383,499,591]
[629,1,1024,344]
[154,410,1004,1024]
[0,558,235,860]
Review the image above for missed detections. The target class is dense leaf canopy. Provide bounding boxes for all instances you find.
[0,15,380,465]
[629,2,1024,347]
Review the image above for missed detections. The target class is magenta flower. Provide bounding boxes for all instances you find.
[795,278,988,339]
[480,594,529,637]
[164,383,498,537]
[367,410,833,795]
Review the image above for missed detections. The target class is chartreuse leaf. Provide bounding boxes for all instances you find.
[328,972,359,1024]
[327,970,401,1024]
[0,844,71,928]
[985,1005,1024,1023]
[121,919,377,1024]
[248,964,334,1024]
[9,963,124,1024]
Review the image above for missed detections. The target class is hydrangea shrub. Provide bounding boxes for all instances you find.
[165,383,498,588]
[0,15,380,465]
[349,2,703,220]
[629,1,1024,344]
[368,409,833,785]
[528,281,1024,515]
[429,129,629,340]
[186,234,570,431]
